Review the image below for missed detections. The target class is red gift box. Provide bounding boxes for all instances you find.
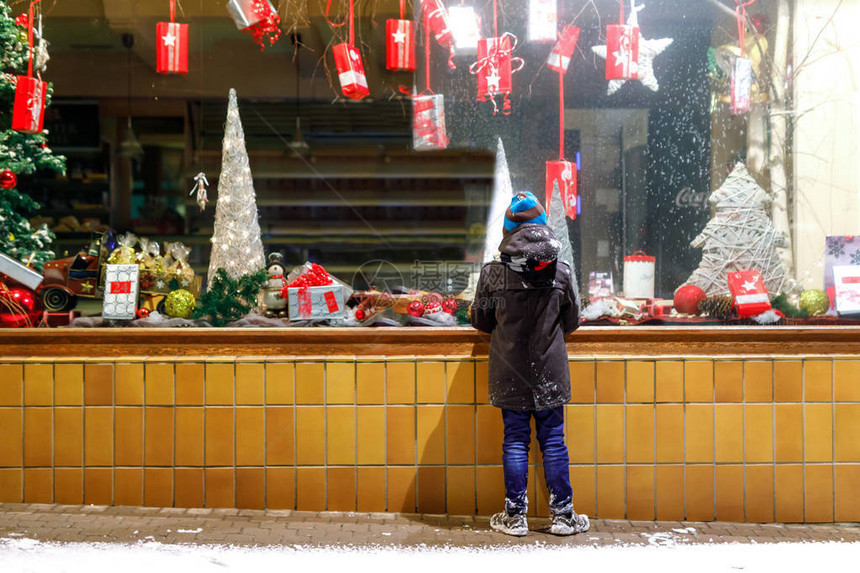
[156,22,188,75]
[386,19,415,72]
[413,93,448,151]
[421,0,454,49]
[546,24,580,74]
[545,160,578,220]
[605,24,639,80]
[333,43,369,101]
[12,75,47,134]
[727,270,771,318]
[477,36,513,97]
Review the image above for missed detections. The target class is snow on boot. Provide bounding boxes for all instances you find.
[489,511,528,537]
[548,511,589,536]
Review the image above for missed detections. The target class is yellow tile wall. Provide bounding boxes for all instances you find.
[1,355,858,523]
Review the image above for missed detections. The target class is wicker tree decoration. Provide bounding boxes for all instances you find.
[682,162,788,297]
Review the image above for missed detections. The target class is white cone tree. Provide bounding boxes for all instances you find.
[207,89,266,284]
[682,162,788,297]
[482,138,515,264]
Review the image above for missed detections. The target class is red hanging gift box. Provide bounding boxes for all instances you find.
[421,0,454,48]
[545,160,578,220]
[12,75,47,135]
[386,19,416,71]
[156,22,188,75]
[333,43,369,101]
[413,93,448,151]
[727,270,771,318]
[605,24,639,80]
[546,25,580,74]
[476,36,512,98]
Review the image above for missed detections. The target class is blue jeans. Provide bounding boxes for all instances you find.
[501,406,573,516]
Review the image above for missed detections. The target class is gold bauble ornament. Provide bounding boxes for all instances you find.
[799,289,829,316]
[164,289,196,319]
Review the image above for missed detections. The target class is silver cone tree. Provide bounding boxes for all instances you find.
[207,88,266,284]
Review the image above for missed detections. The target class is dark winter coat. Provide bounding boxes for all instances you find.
[470,224,581,410]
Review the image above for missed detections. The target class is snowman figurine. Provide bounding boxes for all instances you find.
[264,252,288,318]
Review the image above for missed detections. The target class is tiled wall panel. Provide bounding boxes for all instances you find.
[1,355,858,523]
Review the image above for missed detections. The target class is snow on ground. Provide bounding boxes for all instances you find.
[1,537,859,573]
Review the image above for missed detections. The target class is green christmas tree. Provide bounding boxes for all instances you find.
[0,1,65,270]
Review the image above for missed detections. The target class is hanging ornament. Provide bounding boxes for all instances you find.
[545,161,577,219]
[189,172,209,212]
[528,0,557,43]
[329,0,370,100]
[226,0,281,50]
[546,24,580,74]
[12,1,47,135]
[730,0,756,114]
[387,1,416,71]
[157,0,188,75]
[420,0,456,69]
[0,283,41,328]
[412,15,448,151]
[591,0,673,95]
[469,1,524,116]
[0,169,18,190]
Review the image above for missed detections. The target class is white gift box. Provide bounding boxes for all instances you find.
[287,285,345,321]
[833,265,860,318]
[102,264,140,320]
[623,251,655,299]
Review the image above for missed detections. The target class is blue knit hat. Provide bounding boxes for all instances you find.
[504,191,547,234]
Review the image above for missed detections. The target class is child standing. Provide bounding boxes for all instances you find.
[470,191,588,537]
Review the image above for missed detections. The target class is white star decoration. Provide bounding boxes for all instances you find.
[392,30,406,44]
[742,279,758,292]
[591,0,673,95]
[162,31,177,47]
[486,70,501,93]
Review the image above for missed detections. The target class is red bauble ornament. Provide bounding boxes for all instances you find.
[136,307,151,319]
[0,285,40,327]
[674,285,707,314]
[0,169,17,190]
[407,300,425,317]
[441,298,457,314]
[423,301,442,316]
[354,307,366,320]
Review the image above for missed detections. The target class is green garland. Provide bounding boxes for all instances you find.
[771,293,808,319]
[192,268,267,327]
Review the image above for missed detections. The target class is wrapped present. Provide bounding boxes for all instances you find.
[287,285,345,320]
[226,0,281,50]
[605,24,639,80]
[386,19,415,71]
[727,269,771,318]
[102,264,140,320]
[12,75,47,134]
[623,251,656,299]
[545,160,577,220]
[421,0,454,49]
[156,21,188,75]
[833,265,860,318]
[108,233,139,265]
[476,36,513,97]
[824,236,859,293]
[413,93,449,151]
[0,252,44,291]
[546,25,580,74]
[333,43,369,101]
[730,57,752,114]
[527,0,557,43]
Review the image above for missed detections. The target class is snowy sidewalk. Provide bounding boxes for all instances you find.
[1,503,859,548]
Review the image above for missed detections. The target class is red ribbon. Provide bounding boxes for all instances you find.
[400,0,406,20]
[327,0,356,46]
[735,0,756,57]
[25,0,42,78]
[169,0,175,22]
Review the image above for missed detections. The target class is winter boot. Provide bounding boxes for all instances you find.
[548,511,589,536]
[489,511,528,537]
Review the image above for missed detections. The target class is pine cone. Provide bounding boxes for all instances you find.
[698,295,734,319]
